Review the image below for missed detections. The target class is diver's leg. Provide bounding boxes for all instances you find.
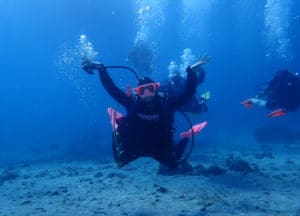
[112,131,125,167]
[152,135,178,168]
[173,137,189,160]
[112,131,138,167]
[156,137,191,175]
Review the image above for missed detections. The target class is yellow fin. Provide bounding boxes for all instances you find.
[189,112,199,118]
[201,91,210,100]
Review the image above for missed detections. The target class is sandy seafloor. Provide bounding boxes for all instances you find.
[0,149,299,216]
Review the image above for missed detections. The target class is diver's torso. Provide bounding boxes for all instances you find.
[121,95,174,149]
[129,95,170,130]
[267,73,300,110]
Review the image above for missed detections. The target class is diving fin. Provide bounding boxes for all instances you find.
[241,99,253,108]
[180,121,208,138]
[201,91,210,100]
[107,107,123,130]
[267,109,286,118]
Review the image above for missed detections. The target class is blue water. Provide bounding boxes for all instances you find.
[0,0,300,164]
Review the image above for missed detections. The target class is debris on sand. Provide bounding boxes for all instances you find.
[0,169,20,182]
[226,155,258,174]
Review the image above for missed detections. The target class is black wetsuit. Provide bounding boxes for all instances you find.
[159,67,207,113]
[263,70,300,112]
[98,66,197,167]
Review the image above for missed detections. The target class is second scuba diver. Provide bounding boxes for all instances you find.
[159,54,211,114]
[242,69,300,117]
[82,56,210,168]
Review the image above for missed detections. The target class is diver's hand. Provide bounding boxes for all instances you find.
[199,53,211,65]
[190,53,211,71]
[81,60,104,74]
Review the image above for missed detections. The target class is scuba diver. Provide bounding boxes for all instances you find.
[127,40,155,75]
[82,57,209,168]
[159,54,211,114]
[242,69,300,117]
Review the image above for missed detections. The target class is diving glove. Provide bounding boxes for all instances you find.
[82,60,104,74]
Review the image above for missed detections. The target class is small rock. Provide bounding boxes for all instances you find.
[35,207,47,212]
[94,172,103,178]
[22,175,31,179]
[61,188,68,193]
[49,191,60,196]
[286,159,295,164]
[87,167,94,172]
[79,177,92,182]
[36,170,48,178]
[157,162,193,175]
[156,186,168,194]
[205,165,227,176]
[255,152,274,159]
[106,172,127,179]
[21,200,31,205]
[226,156,257,174]
[0,171,20,181]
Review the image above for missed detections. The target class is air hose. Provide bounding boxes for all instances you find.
[105,66,140,81]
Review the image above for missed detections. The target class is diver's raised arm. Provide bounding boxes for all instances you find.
[170,55,211,109]
[190,53,211,71]
[82,60,130,107]
[170,66,197,108]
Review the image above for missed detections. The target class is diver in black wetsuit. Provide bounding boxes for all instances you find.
[127,40,155,75]
[159,54,210,114]
[242,69,300,117]
[82,58,208,168]
[261,70,300,111]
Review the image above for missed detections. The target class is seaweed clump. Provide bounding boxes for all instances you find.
[226,155,258,174]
